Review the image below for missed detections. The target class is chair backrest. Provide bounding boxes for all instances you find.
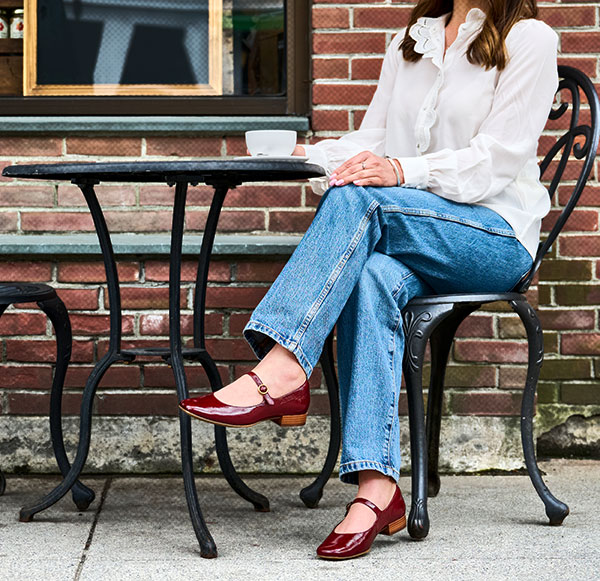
[517,65,600,292]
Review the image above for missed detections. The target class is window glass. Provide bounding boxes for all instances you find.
[231,0,285,95]
[27,0,285,96]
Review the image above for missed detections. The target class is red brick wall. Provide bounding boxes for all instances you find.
[1,2,599,432]
[0,256,541,419]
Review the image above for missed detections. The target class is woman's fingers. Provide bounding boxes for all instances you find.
[334,162,366,183]
[353,177,381,186]
[331,151,373,178]
[330,167,366,186]
[332,156,379,185]
[329,152,400,187]
[331,155,387,186]
[333,152,369,174]
[331,169,384,187]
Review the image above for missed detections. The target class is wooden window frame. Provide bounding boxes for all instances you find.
[0,0,309,116]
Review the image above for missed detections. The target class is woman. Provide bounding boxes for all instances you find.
[180,0,559,560]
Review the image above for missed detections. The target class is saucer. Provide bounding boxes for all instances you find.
[234,155,309,162]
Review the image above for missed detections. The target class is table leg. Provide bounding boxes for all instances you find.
[300,329,341,508]
[170,181,217,558]
[199,351,270,512]
[38,295,96,510]
[193,184,269,512]
[20,182,125,520]
[20,353,119,521]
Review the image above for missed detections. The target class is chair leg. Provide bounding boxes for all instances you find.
[300,329,341,508]
[427,307,477,498]
[510,298,570,526]
[404,365,429,540]
[402,303,454,540]
[38,296,96,511]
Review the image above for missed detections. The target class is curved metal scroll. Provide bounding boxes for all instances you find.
[518,66,600,292]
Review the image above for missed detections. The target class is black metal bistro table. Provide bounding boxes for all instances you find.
[2,159,328,558]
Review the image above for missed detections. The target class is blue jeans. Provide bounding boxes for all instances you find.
[243,185,533,485]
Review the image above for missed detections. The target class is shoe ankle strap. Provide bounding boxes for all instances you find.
[247,371,275,406]
[345,497,382,517]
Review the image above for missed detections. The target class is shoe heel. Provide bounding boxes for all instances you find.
[272,413,307,427]
[380,515,406,536]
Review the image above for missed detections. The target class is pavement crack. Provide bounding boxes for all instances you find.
[74,477,112,581]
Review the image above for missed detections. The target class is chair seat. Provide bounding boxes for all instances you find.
[407,291,523,307]
[0,283,57,305]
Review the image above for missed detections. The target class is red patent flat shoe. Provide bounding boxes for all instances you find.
[316,485,406,560]
[178,370,310,428]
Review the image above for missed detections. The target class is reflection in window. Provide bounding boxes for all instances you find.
[37,0,210,86]
[231,0,284,95]
[31,0,285,96]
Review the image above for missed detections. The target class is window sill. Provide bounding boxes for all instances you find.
[0,234,302,256]
[0,116,310,135]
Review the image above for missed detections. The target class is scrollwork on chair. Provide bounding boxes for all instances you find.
[517,66,600,294]
[402,310,433,373]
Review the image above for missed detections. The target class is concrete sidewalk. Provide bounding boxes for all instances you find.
[1,460,598,580]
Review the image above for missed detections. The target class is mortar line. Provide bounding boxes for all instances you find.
[73,477,112,581]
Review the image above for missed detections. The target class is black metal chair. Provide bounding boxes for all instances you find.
[0,283,94,508]
[305,65,600,538]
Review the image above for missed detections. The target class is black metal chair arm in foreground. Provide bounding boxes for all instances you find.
[0,283,95,508]
[314,66,600,540]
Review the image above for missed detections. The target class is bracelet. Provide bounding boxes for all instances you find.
[385,155,401,186]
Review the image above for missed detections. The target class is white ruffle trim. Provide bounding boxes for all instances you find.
[408,8,486,153]
[408,8,486,67]
[408,17,445,70]
[408,17,445,152]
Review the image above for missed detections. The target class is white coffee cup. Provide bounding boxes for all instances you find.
[245,130,297,157]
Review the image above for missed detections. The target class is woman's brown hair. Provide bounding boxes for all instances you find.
[399,0,538,70]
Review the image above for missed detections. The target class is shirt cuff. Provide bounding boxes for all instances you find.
[308,176,330,196]
[395,156,429,189]
[302,144,329,173]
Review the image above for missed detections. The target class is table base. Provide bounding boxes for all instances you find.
[18,178,341,558]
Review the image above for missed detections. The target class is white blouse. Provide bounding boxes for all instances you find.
[304,7,560,259]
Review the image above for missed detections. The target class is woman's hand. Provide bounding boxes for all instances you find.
[329,151,404,187]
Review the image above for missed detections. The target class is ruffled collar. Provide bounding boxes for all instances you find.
[408,7,486,69]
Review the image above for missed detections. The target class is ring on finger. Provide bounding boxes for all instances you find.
[361,161,366,170]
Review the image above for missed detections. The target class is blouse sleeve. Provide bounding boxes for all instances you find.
[304,31,405,195]
[396,21,559,203]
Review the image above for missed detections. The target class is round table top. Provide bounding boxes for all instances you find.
[1,159,326,186]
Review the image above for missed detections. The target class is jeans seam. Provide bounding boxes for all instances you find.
[385,281,409,466]
[391,272,416,300]
[292,199,380,345]
[381,206,516,237]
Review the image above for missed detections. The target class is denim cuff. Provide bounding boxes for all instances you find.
[338,460,401,485]
[243,319,315,379]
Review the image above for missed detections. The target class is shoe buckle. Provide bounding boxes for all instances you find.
[257,383,269,395]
